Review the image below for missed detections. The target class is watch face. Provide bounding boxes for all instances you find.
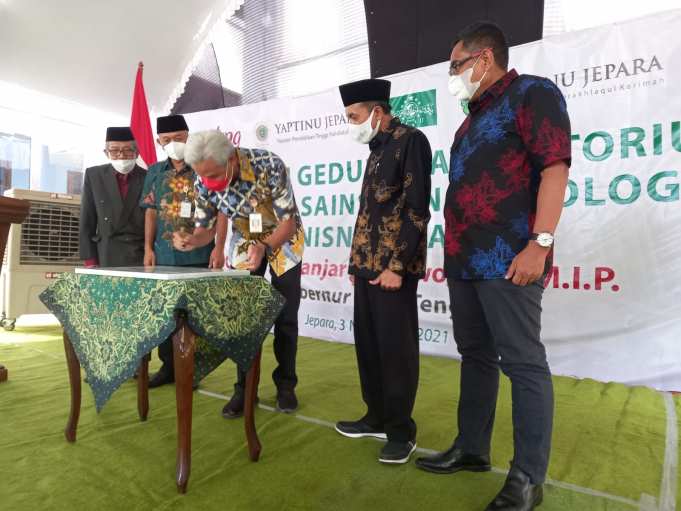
[536,233,554,247]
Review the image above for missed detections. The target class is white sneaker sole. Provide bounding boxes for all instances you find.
[379,442,417,464]
[334,425,388,440]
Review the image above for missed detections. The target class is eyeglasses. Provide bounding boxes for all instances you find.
[448,48,489,76]
[104,148,137,158]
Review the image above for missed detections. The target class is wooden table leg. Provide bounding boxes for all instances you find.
[0,364,7,383]
[137,353,150,421]
[63,331,81,443]
[173,315,195,494]
[244,350,262,462]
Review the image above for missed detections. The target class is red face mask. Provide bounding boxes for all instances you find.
[201,174,230,192]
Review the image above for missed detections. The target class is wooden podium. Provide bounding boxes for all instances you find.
[0,196,31,382]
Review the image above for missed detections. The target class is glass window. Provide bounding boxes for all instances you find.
[210,0,369,104]
[0,81,125,195]
[0,132,31,195]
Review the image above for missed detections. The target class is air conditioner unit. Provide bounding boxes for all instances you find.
[1,189,81,330]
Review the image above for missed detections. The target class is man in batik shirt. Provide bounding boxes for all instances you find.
[140,114,226,388]
[334,78,432,465]
[415,23,571,511]
[173,130,304,416]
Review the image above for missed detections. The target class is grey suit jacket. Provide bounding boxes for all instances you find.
[79,163,146,267]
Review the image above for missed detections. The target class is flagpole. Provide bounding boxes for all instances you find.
[130,61,157,168]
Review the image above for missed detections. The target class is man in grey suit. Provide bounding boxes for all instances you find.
[79,127,146,267]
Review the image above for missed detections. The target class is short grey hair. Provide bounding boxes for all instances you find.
[184,130,235,166]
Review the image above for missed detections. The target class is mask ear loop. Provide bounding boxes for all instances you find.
[470,54,482,80]
[366,107,376,129]
[473,49,491,86]
[371,107,383,134]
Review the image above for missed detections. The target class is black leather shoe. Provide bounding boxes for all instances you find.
[415,444,491,474]
[221,392,259,419]
[276,388,298,413]
[222,392,245,418]
[485,467,543,511]
[148,368,174,388]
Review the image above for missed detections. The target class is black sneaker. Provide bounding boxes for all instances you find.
[276,388,298,413]
[379,441,417,464]
[335,420,387,440]
[221,392,259,419]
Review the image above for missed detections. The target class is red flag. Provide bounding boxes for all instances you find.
[130,62,157,167]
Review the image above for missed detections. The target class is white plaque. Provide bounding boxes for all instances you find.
[75,266,249,280]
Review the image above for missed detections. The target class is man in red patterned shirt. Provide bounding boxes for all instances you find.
[415,22,571,511]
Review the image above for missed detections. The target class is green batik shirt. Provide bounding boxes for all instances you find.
[140,159,214,266]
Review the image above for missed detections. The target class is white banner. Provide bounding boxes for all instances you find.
[186,10,681,391]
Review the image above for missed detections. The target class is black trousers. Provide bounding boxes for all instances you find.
[448,277,553,484]
[353,276,420,443]
[233,259,302,393]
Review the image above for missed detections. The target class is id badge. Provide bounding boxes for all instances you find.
[179,200,192,219]
[249,213,263,233]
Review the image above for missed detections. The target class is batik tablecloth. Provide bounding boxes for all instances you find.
[40,272,284,411]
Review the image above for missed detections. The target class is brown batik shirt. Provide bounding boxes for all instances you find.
[349,117,432,280]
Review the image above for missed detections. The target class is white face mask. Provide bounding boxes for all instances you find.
[163,141,186,161]
[348,109,381,144]
[111,159,136,174]
[448,56,487,101]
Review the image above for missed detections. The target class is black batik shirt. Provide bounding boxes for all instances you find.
[444,69,572,280]
[350,117,432,279]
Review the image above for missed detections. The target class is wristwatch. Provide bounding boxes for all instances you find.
[530,232,554,248]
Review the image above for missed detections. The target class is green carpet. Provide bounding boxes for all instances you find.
[0,325,677,510]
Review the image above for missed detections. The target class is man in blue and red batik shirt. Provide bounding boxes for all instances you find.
[415,22,571,511]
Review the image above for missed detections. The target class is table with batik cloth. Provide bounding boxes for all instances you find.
[39,268,285,493]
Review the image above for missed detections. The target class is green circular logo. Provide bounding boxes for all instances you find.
[255,124,269,142]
